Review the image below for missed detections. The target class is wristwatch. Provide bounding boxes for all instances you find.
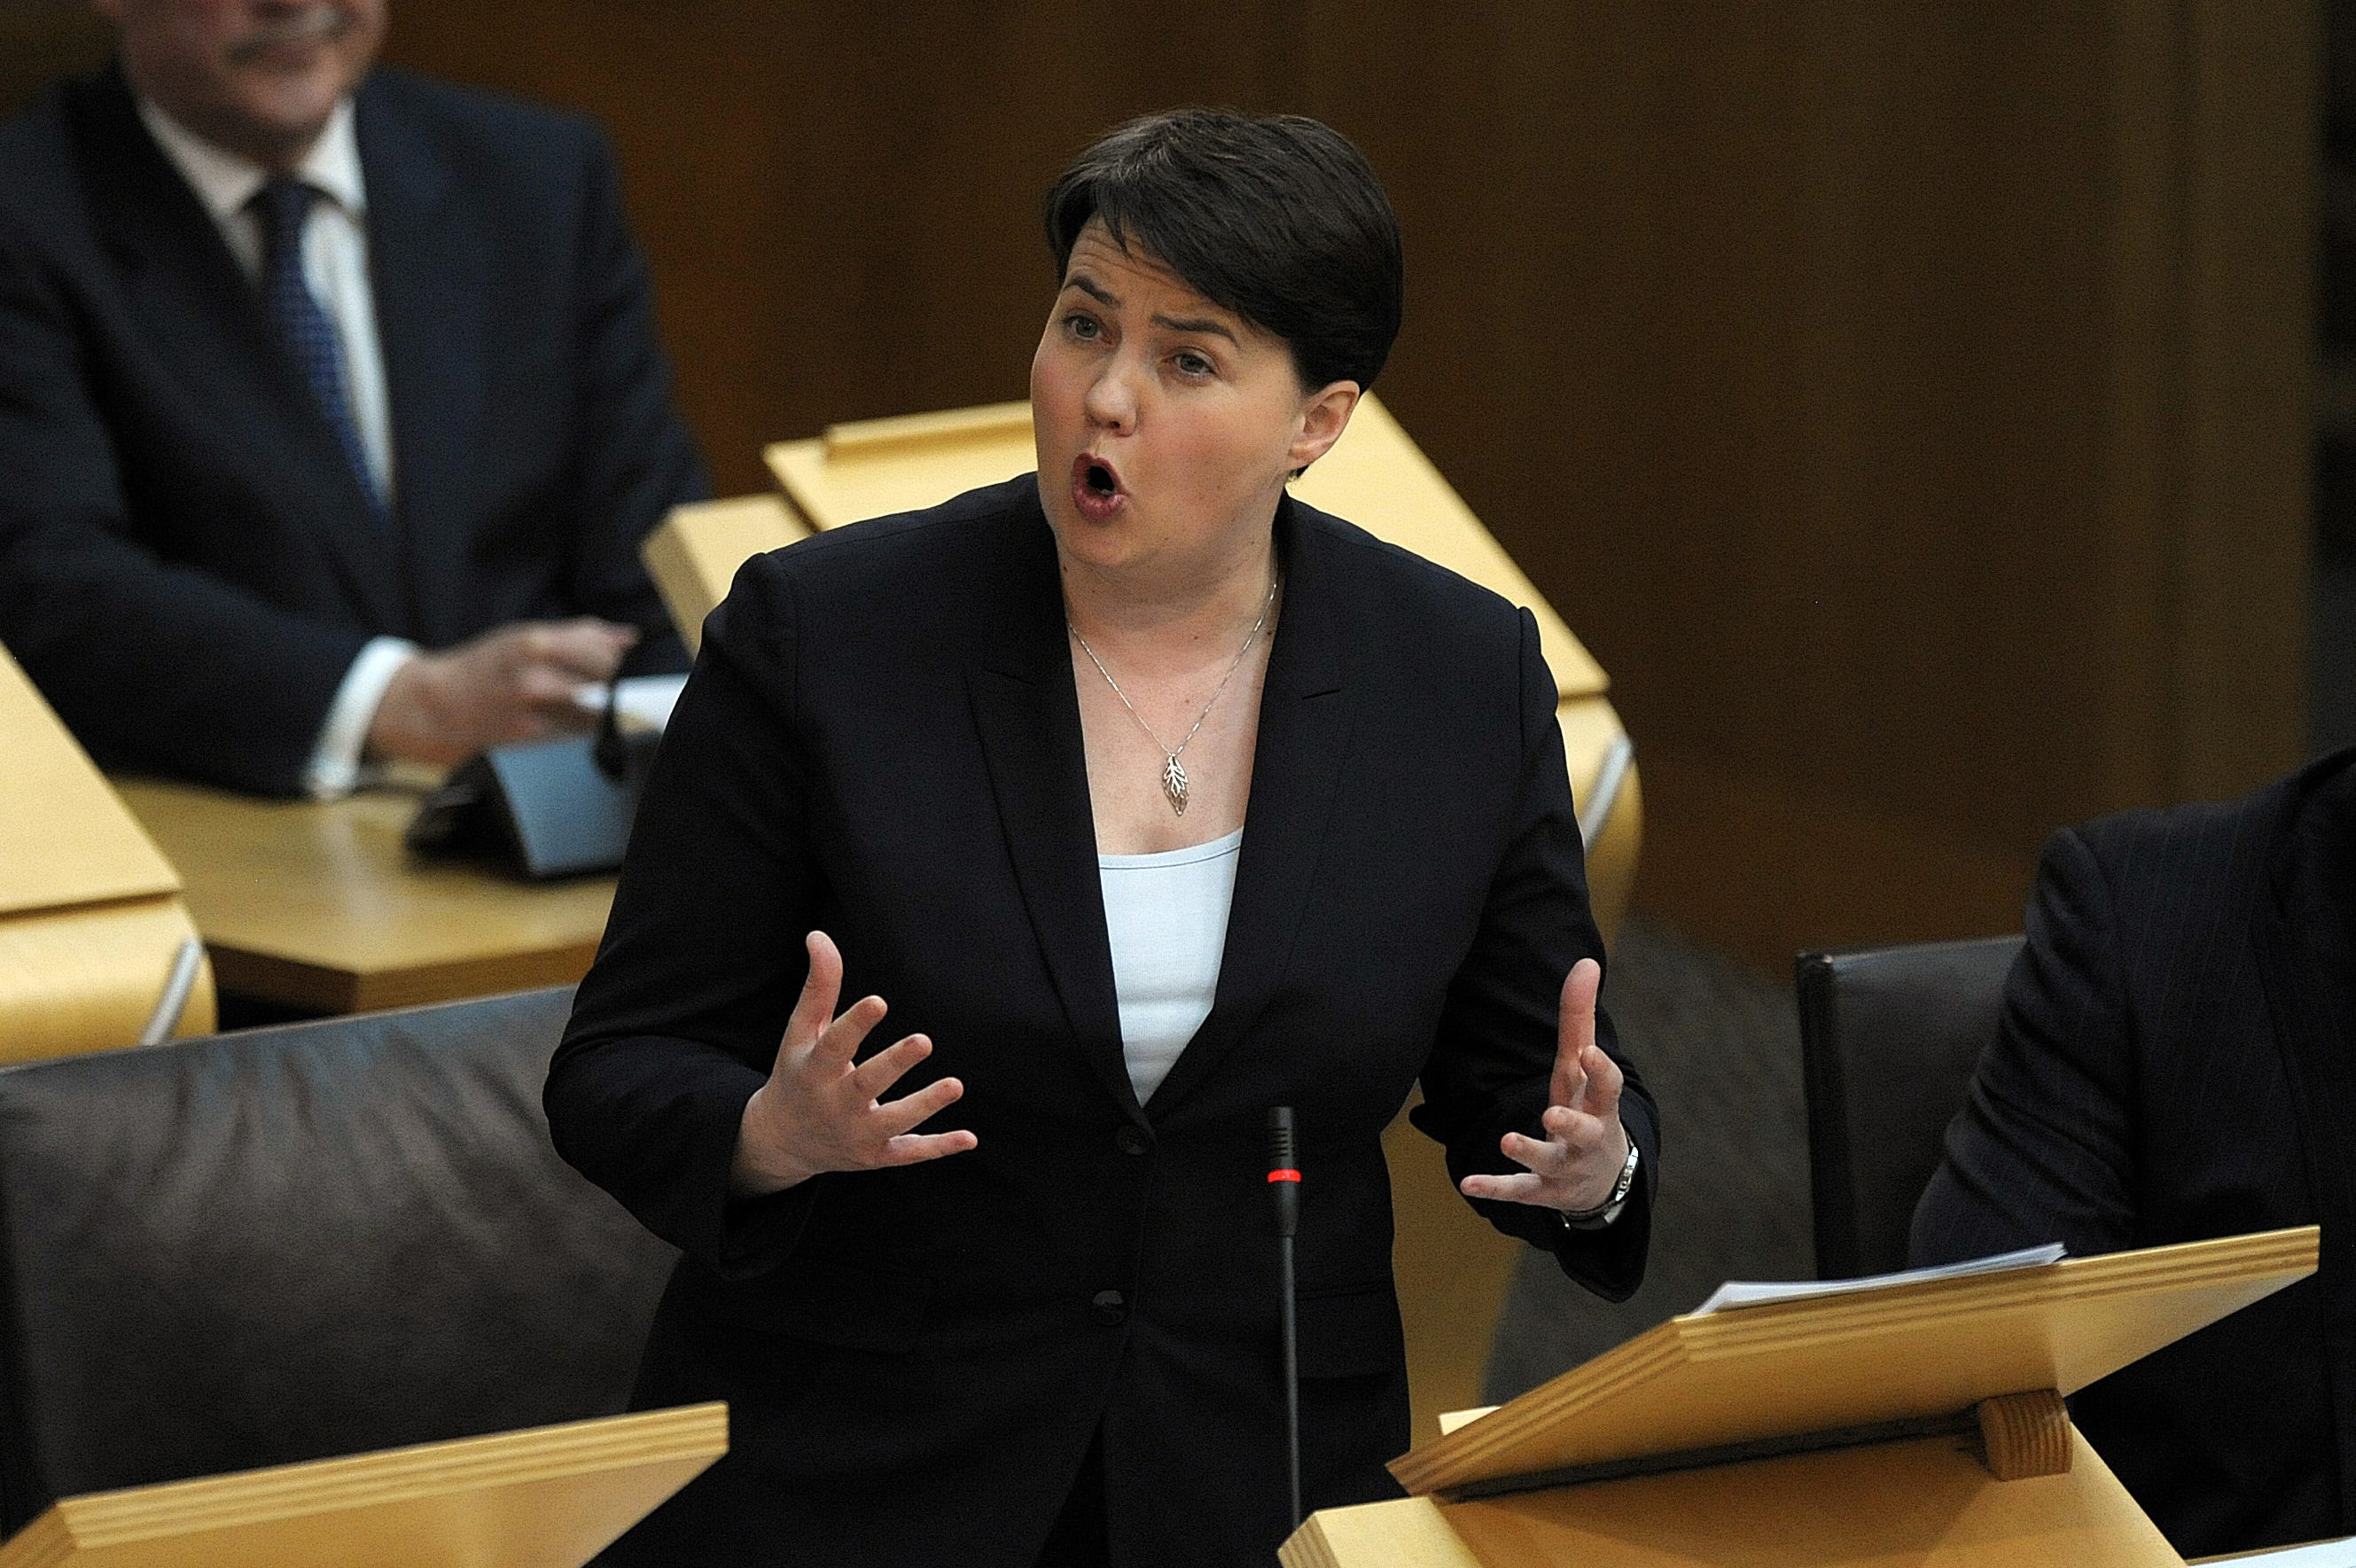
[1559,1138,1640,1231]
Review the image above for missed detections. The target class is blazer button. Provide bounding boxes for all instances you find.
[1113,1125,1152,1157]
[1090,1290,1127,1326]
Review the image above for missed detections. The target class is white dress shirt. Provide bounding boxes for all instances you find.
[138,97,415,798]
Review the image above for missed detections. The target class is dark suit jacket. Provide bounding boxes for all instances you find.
[0,66,705,796]
[546,480,1659,1568]
[1912,749,2356,1558]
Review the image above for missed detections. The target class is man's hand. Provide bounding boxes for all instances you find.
[367,618,637,768]
[1460,957,1632,1214]
[731,931,979,1197]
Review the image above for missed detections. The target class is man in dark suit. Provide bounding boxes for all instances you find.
[1912,747,2356,1558]
[0,0,706,797]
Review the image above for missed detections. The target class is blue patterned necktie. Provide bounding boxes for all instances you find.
[251,175,383,516]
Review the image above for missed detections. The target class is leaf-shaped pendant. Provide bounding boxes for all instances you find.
[1161,754,1190,815]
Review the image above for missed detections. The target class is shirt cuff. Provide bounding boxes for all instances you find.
[304,636,418,800]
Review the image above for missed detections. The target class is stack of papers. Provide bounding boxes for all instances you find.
[1691,1243,2068,1316]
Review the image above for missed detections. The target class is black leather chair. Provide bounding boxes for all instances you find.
[0,986,677,1533]
[1795,935,2024,1280]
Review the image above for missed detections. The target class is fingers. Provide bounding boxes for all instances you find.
[870,1069,963,1135]
[367,620,639,765]
[779,931,846,1063]
[881,1127,981,1166]
[848,1032,935,1100]
[1460,1170,1549,1205]
[737,932,979,1192]
[1469,1095,1631,1212]
[1550,958,1601,1108]
[530,617,640,683]
[1577,1041,1624,1119]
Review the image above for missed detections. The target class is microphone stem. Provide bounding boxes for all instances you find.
[1279,1230,1300,1527]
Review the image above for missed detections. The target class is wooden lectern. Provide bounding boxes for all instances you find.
[0,1403,725,1568]
[1282,1228,2318,1568]
[0,644,214,1060]
[644,395,1642,1444]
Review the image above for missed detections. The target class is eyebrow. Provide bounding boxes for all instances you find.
[1151,313,1239,346]
[1061,274,1241,347]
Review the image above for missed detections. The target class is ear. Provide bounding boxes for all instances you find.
[1286,381,1361,476]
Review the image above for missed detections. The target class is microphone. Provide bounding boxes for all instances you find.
[591,676,629,782]
[1268,1106,1301,1529]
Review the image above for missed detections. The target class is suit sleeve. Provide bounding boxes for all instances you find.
[1409,607,1658,1302]
[545,554,822,1276]
[556,125,707,676]
[0,213,365,795]
[1910,826,2138,1264]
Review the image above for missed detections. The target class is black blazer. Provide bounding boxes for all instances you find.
[0,66,705,796]
[1912,749,2356,1558]
[547,480,1658,1568]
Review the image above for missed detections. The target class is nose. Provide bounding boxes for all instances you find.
[1081,356,1139,434]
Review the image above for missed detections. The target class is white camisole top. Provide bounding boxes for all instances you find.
[1097,827,1244,1104]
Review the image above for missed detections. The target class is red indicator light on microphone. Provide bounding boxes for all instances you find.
[1267,1169,1300,1183]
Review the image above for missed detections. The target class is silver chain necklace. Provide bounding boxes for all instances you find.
[1069,573,1279,816]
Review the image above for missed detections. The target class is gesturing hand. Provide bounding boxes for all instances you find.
[730,931,979,1197]
[1459,957,1631,1215]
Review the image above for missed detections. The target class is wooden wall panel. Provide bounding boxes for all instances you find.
[6,1,2311,968]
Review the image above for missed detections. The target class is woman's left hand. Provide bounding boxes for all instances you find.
[1459,957,1630,1214]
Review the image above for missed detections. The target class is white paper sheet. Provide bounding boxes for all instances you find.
[1690,1242,2068,1316]
[2204,1540,2356,1566]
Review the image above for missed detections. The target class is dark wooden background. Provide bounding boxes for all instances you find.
[4,0,2319,968]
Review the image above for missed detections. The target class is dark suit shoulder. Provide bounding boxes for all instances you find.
[741,473,1049,628]
[761,474,1038,577]
[1290,495,1525,629]
[355,66,605,160]
[2061,747,2356,923]
[0,82,73,187]
[0,78,98,230]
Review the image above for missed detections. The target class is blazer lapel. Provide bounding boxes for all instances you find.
[964,508,1139,1118]
[76,69,406,631]
[1146,499,1353,1115]
[355,75,486,644]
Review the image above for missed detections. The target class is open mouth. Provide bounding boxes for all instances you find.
[1070,454,1126,520]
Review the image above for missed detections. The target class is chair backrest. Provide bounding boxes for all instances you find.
[0,987,677,1531]
[1795,935,2024,1280]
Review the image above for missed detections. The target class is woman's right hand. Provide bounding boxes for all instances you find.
[730,931,979,1197]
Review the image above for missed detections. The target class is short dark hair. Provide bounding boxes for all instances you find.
[1043,109,1404,392]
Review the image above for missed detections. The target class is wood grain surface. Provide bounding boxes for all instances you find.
[0,645,215,1057]
[113,777,615,1014]
[0,1403,726,1568]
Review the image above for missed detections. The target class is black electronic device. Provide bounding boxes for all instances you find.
[404,689,660,880]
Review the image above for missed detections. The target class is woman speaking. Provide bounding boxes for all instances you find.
[547,109,1657,1567]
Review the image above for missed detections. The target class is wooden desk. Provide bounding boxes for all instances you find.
[113,777,615,1015]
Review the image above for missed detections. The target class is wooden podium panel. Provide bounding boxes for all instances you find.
[0,645,214,1058]
[1390,1227,2315,1497]
[113,777,614,1015]
[0,1403,725,1568]
[1286,1430,2176,1568]
[1291,1233,2313,1568]
[644,494,810,654]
